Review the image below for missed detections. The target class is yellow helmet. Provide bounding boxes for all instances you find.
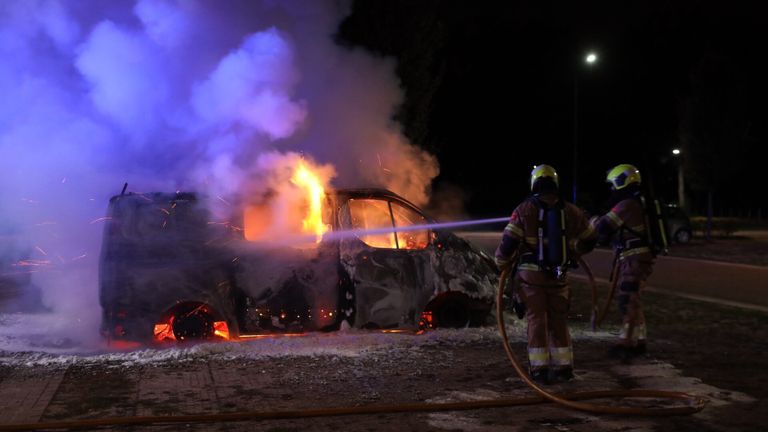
[606,164,642,190]
[530,164,559,191]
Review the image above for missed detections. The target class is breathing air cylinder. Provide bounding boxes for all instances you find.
[537,203,568,280]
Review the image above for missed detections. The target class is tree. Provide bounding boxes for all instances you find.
[678,53,754,238]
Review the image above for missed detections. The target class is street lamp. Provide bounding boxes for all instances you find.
[572,51,598,204]
[672,148,685,209]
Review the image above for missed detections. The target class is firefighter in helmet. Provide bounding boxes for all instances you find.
[592,164,654,359]
[495,164,597,385]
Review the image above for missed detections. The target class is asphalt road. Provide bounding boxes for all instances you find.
[459,231,768,311]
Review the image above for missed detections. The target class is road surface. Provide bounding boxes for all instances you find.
[459,231,768,311]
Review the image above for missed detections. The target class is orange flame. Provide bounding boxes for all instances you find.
[213,321,230,340]
[291,160,329,243]
[153,322,175,342]
[243,154,334,245]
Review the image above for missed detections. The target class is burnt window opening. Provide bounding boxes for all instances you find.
[349,199,397,248]
[391,201,429,250]
[348,199,429,250]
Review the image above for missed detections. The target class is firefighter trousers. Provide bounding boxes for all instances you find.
[616,255,654,347]
[519,274,573,372]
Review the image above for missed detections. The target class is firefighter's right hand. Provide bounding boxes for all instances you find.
[511,295,527,320]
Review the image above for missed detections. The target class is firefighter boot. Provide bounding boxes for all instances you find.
[552,367,575,383]
[633,340,647,356]
[607,344,633,363]
[530,368,550,386]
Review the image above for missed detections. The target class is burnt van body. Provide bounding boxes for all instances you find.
[99,189,498,343]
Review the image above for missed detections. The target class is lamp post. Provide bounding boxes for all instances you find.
[572,51,598,204]
[672,148,685,209]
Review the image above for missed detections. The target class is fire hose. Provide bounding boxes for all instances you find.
[0,262,705,431]
[594,257,620,329]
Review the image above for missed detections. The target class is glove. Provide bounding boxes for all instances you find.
[511,292,527,320]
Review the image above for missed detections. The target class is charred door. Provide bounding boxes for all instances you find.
[338,197,433,329]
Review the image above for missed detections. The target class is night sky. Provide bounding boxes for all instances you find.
[338,1,767,218]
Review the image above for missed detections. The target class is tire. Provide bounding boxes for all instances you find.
[172,306,216,341]
[156,302,228,342]
[433,295,471,328]
[675,229,692,244]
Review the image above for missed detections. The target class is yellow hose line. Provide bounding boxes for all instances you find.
[496,266,707,416]
[578,257,599,331]
[595,259,620,329]
[0,263,705,431]
[0,390,683,432]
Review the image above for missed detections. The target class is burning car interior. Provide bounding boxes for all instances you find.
[99,167,498,345]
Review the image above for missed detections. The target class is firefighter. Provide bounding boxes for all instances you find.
[592,164,653,359]
[495,164,597,385]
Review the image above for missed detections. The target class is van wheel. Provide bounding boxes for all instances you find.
[154,302,229,342]
[172,307,215,341]
[675,229,692,244]
[429,293,471,329]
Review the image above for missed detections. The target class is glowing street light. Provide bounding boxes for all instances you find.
[572,50,599,204]
[672,148,685,209]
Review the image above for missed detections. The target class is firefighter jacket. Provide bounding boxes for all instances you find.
[594,197,653,261]
[495,194,597,282]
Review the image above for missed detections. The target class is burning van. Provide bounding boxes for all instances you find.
[99,188,498,343]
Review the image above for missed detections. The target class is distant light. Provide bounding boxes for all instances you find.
[672,148,681,155]
[585,52,598,64]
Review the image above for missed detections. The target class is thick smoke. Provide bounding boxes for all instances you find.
[0,0,438,349]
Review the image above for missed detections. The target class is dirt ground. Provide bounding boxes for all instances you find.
[1,279,766,432]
